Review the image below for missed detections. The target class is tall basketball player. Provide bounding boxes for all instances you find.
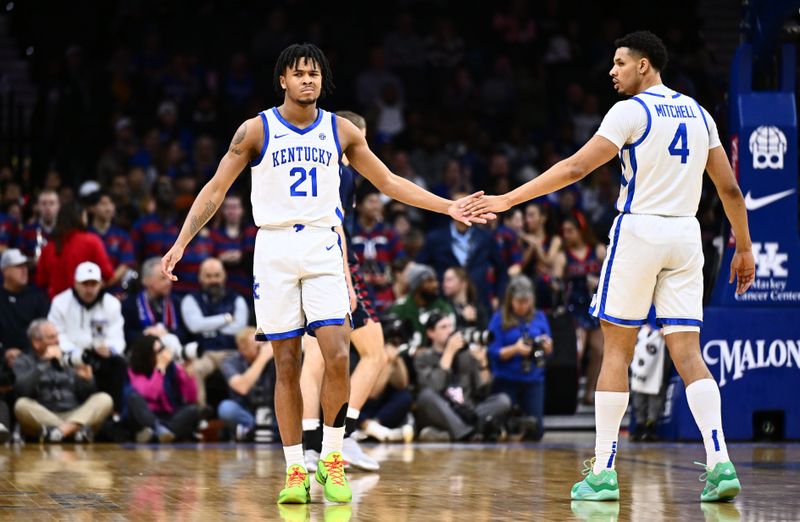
[300,111,390,474]
[161,43,492,504]
[464,31,754,502]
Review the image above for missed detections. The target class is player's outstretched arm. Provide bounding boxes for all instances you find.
[161,117,262,280]
[339,117,492,226]
[705,145,754,294]
[463,136,619,215]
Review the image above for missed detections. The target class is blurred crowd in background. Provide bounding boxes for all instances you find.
[0,0,723,444]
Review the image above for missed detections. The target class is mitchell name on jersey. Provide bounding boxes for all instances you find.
[595,83,722,217]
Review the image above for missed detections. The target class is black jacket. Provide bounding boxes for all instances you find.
[0,285,49,355]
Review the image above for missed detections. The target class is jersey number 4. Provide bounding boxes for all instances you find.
[289,167,318,197]
[668,123,689,164]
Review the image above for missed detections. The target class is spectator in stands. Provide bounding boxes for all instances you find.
[358,342,414,442]
[130,177,179,264]
[561,217,605,405]
[210,194,257,301]
[19,190,60,261]
[121,257,187,348]
[494,208,525,276]
[35,202,114,300]
[13,319,114,442]
[442,266,488,330]
[487,275,552,441]
[126,334,202,442]
[48,262,128,412]
[218,327,276,441]
[351,182,405,312]
[0,249,49,359]
[180,258,248,406]
[519,202,564,310]
[389,263,454,336]
[416,191,507,309]
[0,209,17,254]
[391,257,413,302]
[87,191,136,296]
[414,312,510,442]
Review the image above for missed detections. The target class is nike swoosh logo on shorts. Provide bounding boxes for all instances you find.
[325,243,336,251]
[274,133,289,139]
[743,188,795,211]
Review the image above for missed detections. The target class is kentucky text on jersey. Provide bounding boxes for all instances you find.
[654,104,697,119]
[272,146,334,168]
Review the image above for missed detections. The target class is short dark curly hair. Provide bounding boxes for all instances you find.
[615,30,668,72]
[273,43,335,98]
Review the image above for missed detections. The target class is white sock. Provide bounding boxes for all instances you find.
[321,424,346,457]
[593,391,629,475]
[302,418,320,431]
[283,444,305,470]
[346,407,360,420]
[686,378,730,468]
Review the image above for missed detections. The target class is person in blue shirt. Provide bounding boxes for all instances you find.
[487,275,552,440]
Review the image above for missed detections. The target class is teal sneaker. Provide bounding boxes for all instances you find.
[571,459,620,501]
[696,461,740,502]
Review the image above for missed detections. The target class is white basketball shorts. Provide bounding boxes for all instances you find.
[589,214,703,333]
[253,225,351,341]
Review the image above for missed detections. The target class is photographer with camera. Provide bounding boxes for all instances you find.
[13,319,113,442]
[414,312,511,442]
[126,334,202,443]
[487,275,552,441]
[218,327,276,442]
[47,262,128,413]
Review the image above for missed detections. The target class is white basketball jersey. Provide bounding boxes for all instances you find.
[595,84,721,216]
[250,108,343,228]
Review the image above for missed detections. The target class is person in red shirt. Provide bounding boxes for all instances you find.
[36,202,114,300]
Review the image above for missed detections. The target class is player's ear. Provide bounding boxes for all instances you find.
[638,58,649,75]
[279,74,287,90]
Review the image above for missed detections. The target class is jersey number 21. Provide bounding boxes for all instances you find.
[289,167,318,197]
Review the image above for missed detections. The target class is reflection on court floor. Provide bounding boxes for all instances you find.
[0,438,796,521]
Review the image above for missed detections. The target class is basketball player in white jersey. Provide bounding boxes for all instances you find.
[161,43,491,505]
[464,31,755,502]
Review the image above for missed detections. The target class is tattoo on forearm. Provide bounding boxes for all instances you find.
[229,122,247,155]
[190,200,217,236]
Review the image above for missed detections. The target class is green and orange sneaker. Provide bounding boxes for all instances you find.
[571,459,620,501]
[277,464,311,504]
[696,461,741,502]
[315,451,352,503]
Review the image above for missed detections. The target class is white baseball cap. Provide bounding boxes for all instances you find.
[0,249,28,269]
[74,261,102,283]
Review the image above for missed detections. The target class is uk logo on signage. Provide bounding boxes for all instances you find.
[749,126,787,170]
[753,242,788,278]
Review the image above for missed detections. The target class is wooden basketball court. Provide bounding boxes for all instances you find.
[0,434,796,520]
